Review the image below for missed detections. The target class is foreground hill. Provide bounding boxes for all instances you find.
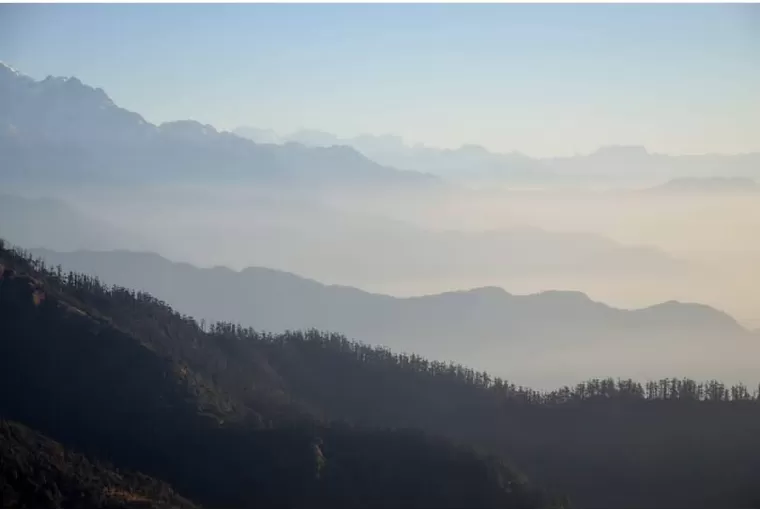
[0,240,550,508]
[29,247,755,389]
[5,238,760,507]
[0,420,194,508]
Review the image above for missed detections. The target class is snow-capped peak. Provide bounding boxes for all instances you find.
[0,61,21,74]
[0,61,28,78]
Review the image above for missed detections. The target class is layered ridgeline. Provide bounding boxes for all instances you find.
[28,246,757,390]
[9,59,757,193]
[3,240,760,508]
[0,240,553,509]
[233,128,760,186]
[0,193,692,312]
[0,62,438,191]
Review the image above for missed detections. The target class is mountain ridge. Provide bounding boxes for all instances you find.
[0,192,691,295]
[0,62,440,190]
[0,239,554,509]
[27,246,732,320]
[3,239,760,508]
[27,245,753,390]
[644,176,759,194]
[234,125,760,184]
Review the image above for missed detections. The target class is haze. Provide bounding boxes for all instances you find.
[2,3,760,392]
[2,3,759,156]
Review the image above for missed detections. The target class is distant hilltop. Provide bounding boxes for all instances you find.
[648,177,759,193]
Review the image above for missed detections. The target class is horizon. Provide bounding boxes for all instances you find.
[2,59,759,160]
[2,3,759,158]
[4,4,760,508]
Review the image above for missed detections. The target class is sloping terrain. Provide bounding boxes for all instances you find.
[0,240,550,508]
[27,246,755,389]
[0,62,438,191]
[3,239,760,507]
[0,420,195,508]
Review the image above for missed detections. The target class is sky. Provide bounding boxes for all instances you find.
[1,3,759,157]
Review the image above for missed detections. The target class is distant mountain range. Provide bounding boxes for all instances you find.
[644,177,759,194]
[29,247,757,389]
[234,127,760,186]
[2,60,753,192]
[234,127,550,184]
[0,62,438,191]
[1,193,688,296]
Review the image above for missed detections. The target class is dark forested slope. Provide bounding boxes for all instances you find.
[3,238,760,508]
[0,239,550,509]
[0,420,195,508]
[249,329,760,508]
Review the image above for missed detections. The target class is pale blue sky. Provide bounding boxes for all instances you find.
[1,4,758,157]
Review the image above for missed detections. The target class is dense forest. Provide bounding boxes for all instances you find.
[2,238,760,508]
[0,239,552,508]
[0,419,194,508]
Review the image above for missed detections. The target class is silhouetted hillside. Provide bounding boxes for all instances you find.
[28,247,755,389]
[0,239,550,509]
[249,327,760,508]
[4,238,760,507]
[0,420,195,508]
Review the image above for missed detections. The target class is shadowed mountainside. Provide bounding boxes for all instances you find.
[0,420,195,508]
[3,239,760,508]
[0,240,551,509]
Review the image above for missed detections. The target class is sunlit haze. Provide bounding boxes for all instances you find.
[4,4,760,508]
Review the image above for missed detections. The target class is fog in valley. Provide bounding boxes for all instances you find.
[2,3,760,391]
[7,166,760,333]
[5,155,760,389]
[4,5,760,508]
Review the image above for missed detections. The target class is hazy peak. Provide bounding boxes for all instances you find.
[288,128,340,147]
[425,286,512,303]
[591,145,650,157]
[466,286,511,296]
[36,73,111,101]
[458,144,490,154]
[0,61,42,89]
[636,300,742,332]
[535,290,593,302]
[159,120,218,137]
[0,61,25,77]
[43,74,82,85]
[652,176,759,193]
